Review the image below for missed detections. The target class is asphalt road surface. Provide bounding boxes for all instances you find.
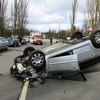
[0,39,100,100]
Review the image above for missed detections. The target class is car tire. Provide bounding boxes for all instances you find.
[33,42,35,45]
[5,46,8,50]
[40,42,43,45]
[23,46,35,56]
[71,31,83,40]
[14,44,16,47]
[90,30,100,48]
[28,50,46,69]
[10,67,13,74]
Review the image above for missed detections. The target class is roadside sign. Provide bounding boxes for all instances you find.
[88,26,94,32]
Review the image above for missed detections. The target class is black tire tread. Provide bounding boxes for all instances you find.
[90,30,100,48]
[23,46,35,56]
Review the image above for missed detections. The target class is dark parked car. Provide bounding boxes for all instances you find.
[7,37,19,47]
[0,37,8,51]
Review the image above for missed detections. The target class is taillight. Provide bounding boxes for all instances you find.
[15,39,19,42]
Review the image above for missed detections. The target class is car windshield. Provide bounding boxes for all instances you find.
[0,37,7,42]
[7,37,13,41]
[34,35,42,39]
[43,43,70,55]
[7,37,17,41]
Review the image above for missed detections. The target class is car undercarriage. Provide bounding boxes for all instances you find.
[10,30,100,85]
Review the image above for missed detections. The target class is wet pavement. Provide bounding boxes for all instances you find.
[0,40,100,100]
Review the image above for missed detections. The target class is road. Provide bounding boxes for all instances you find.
[0,39,100,100]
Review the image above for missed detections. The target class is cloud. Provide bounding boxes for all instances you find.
[28,23,71,32]
[76,12,85,21]
[29,13,64,24]
[7,0,13,14]
[7,0,87,32]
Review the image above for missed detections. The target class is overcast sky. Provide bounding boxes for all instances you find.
[8,0,87,32]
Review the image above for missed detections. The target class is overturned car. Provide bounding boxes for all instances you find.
[10,30,100,83]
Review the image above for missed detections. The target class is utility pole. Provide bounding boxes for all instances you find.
[55,22,60,39]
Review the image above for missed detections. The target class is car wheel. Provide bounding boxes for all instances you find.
[33,42,36,45]
[14,44,17,47]
[23,46,35,56]
[90,30,100,48]
[71,31,83,40]
[17,44,19,47]
[28,50,46,69]
[10,67,13,74]
[5,46,8,50]
[40,42,43,45]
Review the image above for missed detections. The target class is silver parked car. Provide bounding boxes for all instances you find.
[0,37,8,51]
[10,30,100,82]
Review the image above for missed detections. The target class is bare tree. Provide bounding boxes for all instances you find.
[11,0,29,35]
[17,0,29,35]
[0,0,7,36]
[95,0,100,29]
[70,0,78,37]
[86,0,100,30]
[83,9,90,33]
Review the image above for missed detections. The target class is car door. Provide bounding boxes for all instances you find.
[73,44,95,63]
[48,55,80,72]
[2,38,7,48]
[0,38,3,50]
